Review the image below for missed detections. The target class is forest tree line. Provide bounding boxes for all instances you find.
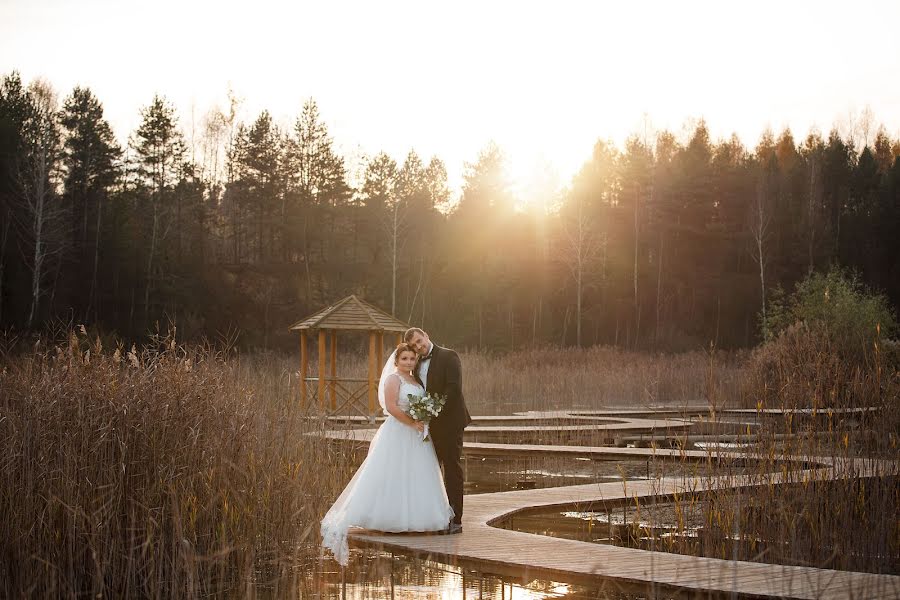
[1,71,898,351]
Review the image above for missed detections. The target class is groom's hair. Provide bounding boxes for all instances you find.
[404,327,426,342]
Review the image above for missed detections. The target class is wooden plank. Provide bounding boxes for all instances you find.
[329,330,337,410]
[299,331,307,407]
[367,331,377,413]
[377,331,384,379]
[317,329,326,410]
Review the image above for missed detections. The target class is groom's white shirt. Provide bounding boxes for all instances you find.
[419,342,434,389]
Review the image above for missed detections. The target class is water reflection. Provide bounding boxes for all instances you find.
[496,491,895,573]
[343,447,754,496]
[462,455,747,495]
[500,500,708,549]
[312,549,675,599]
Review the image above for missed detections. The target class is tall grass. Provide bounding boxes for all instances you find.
[286,344,746,416]
[0,330,355,598]
[3,325,895,597]
[643,323,900,574]
[487,326,899,576]
[462,346,746,414]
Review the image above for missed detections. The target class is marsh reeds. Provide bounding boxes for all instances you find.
[632,324,899,575]
[3,325,895,597]
[252,344,745,416]
[0,329,356,598]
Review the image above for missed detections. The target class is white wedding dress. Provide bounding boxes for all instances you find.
[321,376,454,566]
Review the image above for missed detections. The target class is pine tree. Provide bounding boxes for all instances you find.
[287,99,349,304]
[361,152,399,311]
[59,86,121,320]
[130,95,187,322]
[233,110,282,263]
[0,72,33,325]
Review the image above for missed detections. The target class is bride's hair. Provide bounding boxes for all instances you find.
[393,342,417,365]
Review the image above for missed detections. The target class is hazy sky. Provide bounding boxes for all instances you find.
[2,0,899,196]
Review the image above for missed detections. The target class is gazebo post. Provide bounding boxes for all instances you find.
[318,329,327,411]
[330,331,337,410]
[299,331,307,407]
[377,331,384,375]
[368,331,377,414]
[396,332,403,347]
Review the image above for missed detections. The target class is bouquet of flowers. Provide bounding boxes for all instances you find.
[407,392,447,441]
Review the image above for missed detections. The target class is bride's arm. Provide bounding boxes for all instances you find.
[384,375,424,431]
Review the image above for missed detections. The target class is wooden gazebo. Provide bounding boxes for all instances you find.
[289,295,411,416]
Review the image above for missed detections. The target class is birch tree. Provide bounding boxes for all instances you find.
[17,79,66,327]
[559,190,605,347]
[751,161,774,334]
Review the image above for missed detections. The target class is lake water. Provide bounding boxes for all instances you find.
[306,548,688,599]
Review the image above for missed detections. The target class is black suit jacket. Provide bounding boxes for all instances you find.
[417,345,472,435]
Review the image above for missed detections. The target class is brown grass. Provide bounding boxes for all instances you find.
[644,324,900,574]
[2,327,895,597]
[0,330,355,598]
[284,343,747,415]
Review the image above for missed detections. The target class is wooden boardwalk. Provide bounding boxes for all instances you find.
[324,406,876,424]
[323,422,899,598]
[350,467,900,599]
[321,428,727,461]
[324,415,695,437]
[465,417,692,433]
[324,410,701,425]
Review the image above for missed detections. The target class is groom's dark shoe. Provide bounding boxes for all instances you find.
[445,522,463,535]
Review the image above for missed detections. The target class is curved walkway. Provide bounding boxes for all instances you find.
[351,468,899,599]
[321,412,898,598]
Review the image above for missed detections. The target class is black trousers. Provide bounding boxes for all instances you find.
[432,430,464,524]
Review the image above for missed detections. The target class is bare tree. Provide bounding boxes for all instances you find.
[17,79,65,328]
[806,154,823,274]
[633,182,642,347]
[750,168,773,334]
[385,193,407,316]
[622,135,652,347]
[558,192,605,347]
[654,228,664,346]
[405,157,449,324]
[0,203,10,323]
[857,105,875,149]
[197,107,227,262]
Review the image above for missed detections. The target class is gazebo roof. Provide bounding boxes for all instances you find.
[288,295,411,332]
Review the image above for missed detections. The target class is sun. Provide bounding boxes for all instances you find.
[508,152,563,215]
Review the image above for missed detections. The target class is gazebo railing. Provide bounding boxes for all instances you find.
[291,295,410,420]
[301,377,373,417]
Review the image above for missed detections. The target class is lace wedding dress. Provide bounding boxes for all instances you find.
[321,376,454,566]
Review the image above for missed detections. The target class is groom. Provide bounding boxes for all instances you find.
[405,327,471,534]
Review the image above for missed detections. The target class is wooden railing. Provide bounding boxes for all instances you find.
[301,377,375,417]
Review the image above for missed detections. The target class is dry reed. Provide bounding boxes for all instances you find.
[0,329,355,598]
[638,324,900,574]
[3,325,895,597]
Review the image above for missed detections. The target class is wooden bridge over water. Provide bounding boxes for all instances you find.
[321,408,899,599]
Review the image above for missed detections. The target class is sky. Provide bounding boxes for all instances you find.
[2,0,899,198]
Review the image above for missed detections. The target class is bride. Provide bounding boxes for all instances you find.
[321,343,454,565]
